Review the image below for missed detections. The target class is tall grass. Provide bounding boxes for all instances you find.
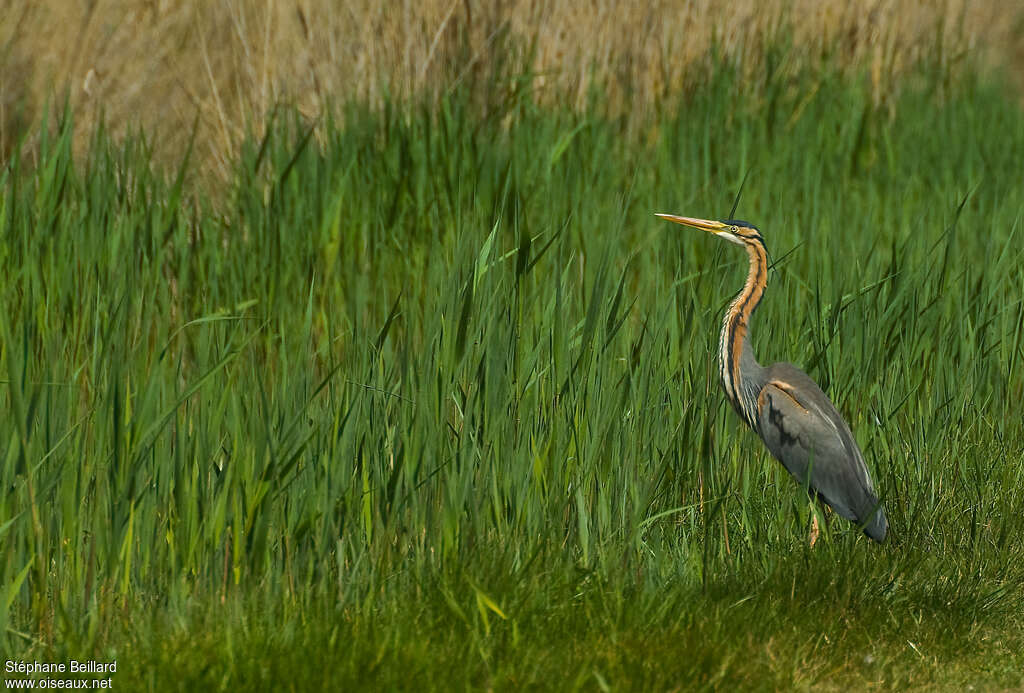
[2,60,1024,688]
[3,0,1021,180]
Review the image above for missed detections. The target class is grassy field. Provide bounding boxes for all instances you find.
[3,47,1024,690]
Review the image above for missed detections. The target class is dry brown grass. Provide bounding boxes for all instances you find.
[1,0,1021,180]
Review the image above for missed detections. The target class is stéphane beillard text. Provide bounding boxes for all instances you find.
[5,660,117,674]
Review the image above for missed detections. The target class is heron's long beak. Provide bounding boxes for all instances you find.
[654,214,726,233]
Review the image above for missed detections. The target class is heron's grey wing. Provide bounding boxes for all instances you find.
[755,364,887,541]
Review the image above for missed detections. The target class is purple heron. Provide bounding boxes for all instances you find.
[657,213,888,543]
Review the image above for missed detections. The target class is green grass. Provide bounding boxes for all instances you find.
[2,60,1024,690]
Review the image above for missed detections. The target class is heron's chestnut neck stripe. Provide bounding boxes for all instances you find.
[719,236,768,426]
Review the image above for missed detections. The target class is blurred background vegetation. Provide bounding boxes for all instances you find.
[2,0,1022,180]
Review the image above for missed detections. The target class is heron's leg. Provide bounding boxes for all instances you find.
[809,513,820,548]
[807,506,834,547]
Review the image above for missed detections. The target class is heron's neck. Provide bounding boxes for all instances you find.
[719,241,768,426]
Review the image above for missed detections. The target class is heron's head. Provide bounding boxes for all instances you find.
[655,214,762,247]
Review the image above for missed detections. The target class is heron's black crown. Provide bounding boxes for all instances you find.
[720,219,758,230]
